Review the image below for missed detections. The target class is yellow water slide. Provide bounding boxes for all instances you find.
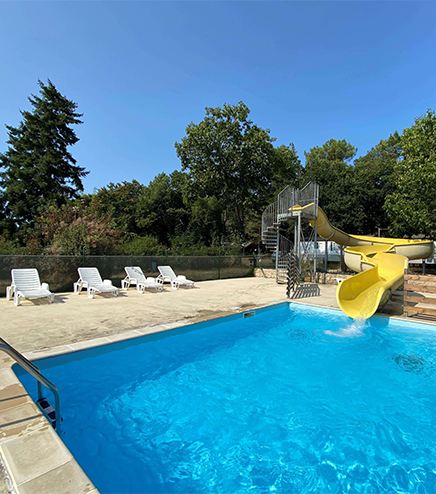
[291,203,434,320]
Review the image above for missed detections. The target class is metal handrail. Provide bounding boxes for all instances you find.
[261,202,277,238]
[0,337,61,433]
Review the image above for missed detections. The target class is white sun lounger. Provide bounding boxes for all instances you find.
[74,267,119,299]
[122,266,163,293]
[157,266,194,290]
[7,268,54,306]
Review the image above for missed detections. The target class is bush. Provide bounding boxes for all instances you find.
[0,237,23,255]
[169,236,242,256]
[120,236,167,256]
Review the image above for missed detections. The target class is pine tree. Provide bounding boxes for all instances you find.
[0,79,88,233]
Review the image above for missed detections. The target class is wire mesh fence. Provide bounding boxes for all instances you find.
[0,254,256,296]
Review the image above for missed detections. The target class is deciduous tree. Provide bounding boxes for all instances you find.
[353,132,400,235]
[385,110,436,238]
[92,180,146,235]
[175,102,287,242]
[304,139,357,232]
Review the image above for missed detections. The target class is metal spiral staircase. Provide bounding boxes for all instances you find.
[261,183,319,284]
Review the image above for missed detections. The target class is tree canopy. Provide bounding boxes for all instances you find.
[304,139,357,231]
[175,102,301,242]
[385,110,436,238]
[353,132,401,235]
[1,89,436,255]
[0,79,88,235]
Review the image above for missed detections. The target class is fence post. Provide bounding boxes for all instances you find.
[218,251,221,280]
[82,246,86,267]
[253,252,265,277]
[165,249,168,264]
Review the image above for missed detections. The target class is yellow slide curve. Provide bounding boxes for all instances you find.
[291,203,434,320]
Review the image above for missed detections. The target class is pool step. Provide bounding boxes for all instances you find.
[37,397,61,430]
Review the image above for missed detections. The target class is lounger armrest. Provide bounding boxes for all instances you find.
[103,279,113,286]
[41,283,49,291]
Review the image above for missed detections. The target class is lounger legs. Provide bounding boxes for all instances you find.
[6,286,14,301]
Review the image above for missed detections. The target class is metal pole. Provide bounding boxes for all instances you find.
[253,252,265,277]
[340,246,345,272]
[275,229,280,281]
[218,251,221,279]
[325,239,328,274]
[313,221,318,281]
[296,213,301,277]
[314,184,319,281]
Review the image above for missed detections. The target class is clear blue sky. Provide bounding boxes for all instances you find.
[1,2,435,193]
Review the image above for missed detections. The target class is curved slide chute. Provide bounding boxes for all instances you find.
[291,203,434,320]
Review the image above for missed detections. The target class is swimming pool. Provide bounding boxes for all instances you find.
[15,303,436,493]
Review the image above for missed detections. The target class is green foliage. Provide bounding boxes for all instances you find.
[169,235,241,256]
[136,172,191,244]
[0,80,88,232]
[2,88,435,255]
[271,144,303,196]
[385,110,436,238]
[92,180,146,234]
[304,139,357,231]
[35,201,120,255]
[0,236,26,255]
[188,196,224,246]
[119,236,166,256]
[353,132,401,234]
[175,102,298,242]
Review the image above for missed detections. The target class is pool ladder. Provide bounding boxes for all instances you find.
[0,337,62,433]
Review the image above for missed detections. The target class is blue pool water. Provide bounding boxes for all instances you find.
[15,303,436,493]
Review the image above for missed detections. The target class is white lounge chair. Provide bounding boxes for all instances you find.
[74,267,119,299]
[122,266,163,293]
[7,269,54,306]
[157,266,194,290]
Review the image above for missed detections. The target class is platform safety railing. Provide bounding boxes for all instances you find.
[0,337,61,433]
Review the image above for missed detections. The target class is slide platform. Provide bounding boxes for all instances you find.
[291,203,434,320]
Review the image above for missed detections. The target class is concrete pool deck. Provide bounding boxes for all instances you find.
[0,278,339,354]
[0,277,420,493]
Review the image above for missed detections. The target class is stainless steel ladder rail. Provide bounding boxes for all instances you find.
[0,337,61,433]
